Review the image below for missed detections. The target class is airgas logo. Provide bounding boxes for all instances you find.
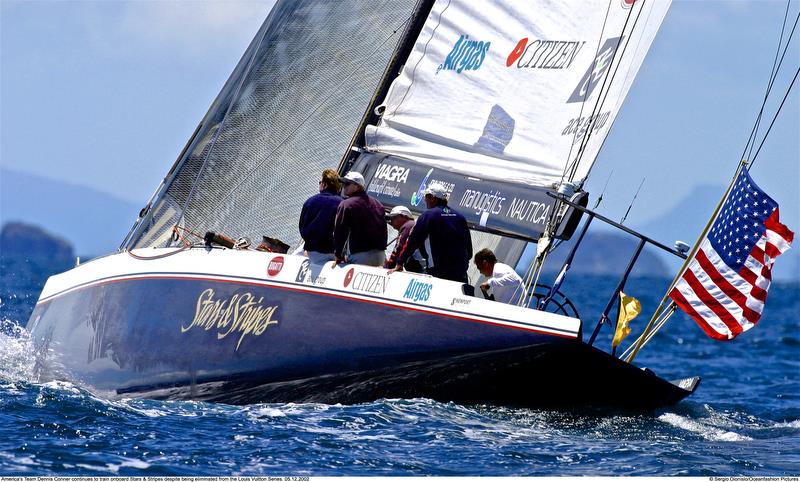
[437,35,491,75]
[403,279,432,303]
[375,164,410,183]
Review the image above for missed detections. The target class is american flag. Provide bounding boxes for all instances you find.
[669,168,794,340]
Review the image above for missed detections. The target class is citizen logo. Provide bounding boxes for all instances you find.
[350,272,387,294]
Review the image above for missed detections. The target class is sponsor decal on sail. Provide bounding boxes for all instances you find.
[506,38,586,70]
[374,164,410,183]
[474,104,514,155]
[437,35,491,75]
[459,188,506,216]
[567,36,622,103]
[181,288,279,351]
[368,163,411,198]
[267,256,284,277]
[411,168,434,207]
[403,279,432,302]
[562,111,611,144]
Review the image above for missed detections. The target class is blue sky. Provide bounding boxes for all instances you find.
[1,1,798,251]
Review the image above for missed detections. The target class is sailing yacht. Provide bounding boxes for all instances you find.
[26,0,701,409]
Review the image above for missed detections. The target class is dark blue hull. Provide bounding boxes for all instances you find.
[26,252,697,410]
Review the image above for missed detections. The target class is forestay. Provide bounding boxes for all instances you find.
[365,0,670,188]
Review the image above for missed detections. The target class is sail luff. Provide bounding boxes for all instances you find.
[338,0,438,175]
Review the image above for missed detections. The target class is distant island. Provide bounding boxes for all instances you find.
[0,222,76,290]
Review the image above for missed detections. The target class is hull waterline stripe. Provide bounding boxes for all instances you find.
[35,272,577,338]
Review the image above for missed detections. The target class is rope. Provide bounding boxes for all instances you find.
[126,226,205,261]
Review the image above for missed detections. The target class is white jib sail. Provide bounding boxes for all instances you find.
[365,0,670,188]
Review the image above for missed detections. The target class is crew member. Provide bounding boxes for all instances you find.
[474,248,524,304]
[389,183,472,283]
[333,171,388,266]
[384,205,426,273]
[298,168,342,265]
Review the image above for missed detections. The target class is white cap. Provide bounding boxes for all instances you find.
[388,205,413,219]
[341,171,365,188]
[423,182,449,200]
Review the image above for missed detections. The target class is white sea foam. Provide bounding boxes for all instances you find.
[773,420,800,428]
[0,321,37,383]
[658,413,753,441]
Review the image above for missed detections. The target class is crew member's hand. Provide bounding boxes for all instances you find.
[387,265,404,275]
[480,282,490,292]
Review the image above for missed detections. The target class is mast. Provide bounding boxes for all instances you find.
[338,0,437,175]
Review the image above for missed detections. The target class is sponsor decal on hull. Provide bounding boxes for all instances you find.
[343,268,355,288]
[403,279,432,303]
[296,260,310,283]
[267,256,284,277]
[181,288,279,351]
[350,272,387,295]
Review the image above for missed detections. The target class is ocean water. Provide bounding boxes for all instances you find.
[0,258,798,476]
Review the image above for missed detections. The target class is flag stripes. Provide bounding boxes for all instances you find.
[669,170,793,340]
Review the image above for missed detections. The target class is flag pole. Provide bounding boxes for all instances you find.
[626,159,749,363]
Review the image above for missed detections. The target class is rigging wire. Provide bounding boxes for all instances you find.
[746,1,792,160]
[743,1,799,163]
[750,64,800,168]
[619,177,645,225]
[560,0,615,183]
[563,0,648,185]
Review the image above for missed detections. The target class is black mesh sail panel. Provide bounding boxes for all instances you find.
[125,0,418,249]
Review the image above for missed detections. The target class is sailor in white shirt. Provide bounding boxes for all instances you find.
[474,248,524,305]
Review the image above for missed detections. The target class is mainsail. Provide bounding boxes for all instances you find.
[364,0,671,189]
[124,0,421,249]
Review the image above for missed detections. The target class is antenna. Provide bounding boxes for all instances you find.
[619,177,645,225]
[593,170,614,209]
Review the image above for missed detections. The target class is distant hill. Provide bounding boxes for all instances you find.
[0,168,141,256]
[519,230,671,278]
[615,184,798,281]
[0,222,76,292]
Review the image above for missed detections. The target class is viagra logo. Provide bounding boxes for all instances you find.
[267,256,284,277]
[375,164,410,183]
[437,35,491,74]
[403,279,432,303]
[296,259,310,283]
[567,36,622,103]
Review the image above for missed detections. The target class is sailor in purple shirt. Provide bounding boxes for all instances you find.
[333,171,388,266]
[385,205,426,273]
[298,168,342,265]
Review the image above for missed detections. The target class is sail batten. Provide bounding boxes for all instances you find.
[364,0,671,189]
